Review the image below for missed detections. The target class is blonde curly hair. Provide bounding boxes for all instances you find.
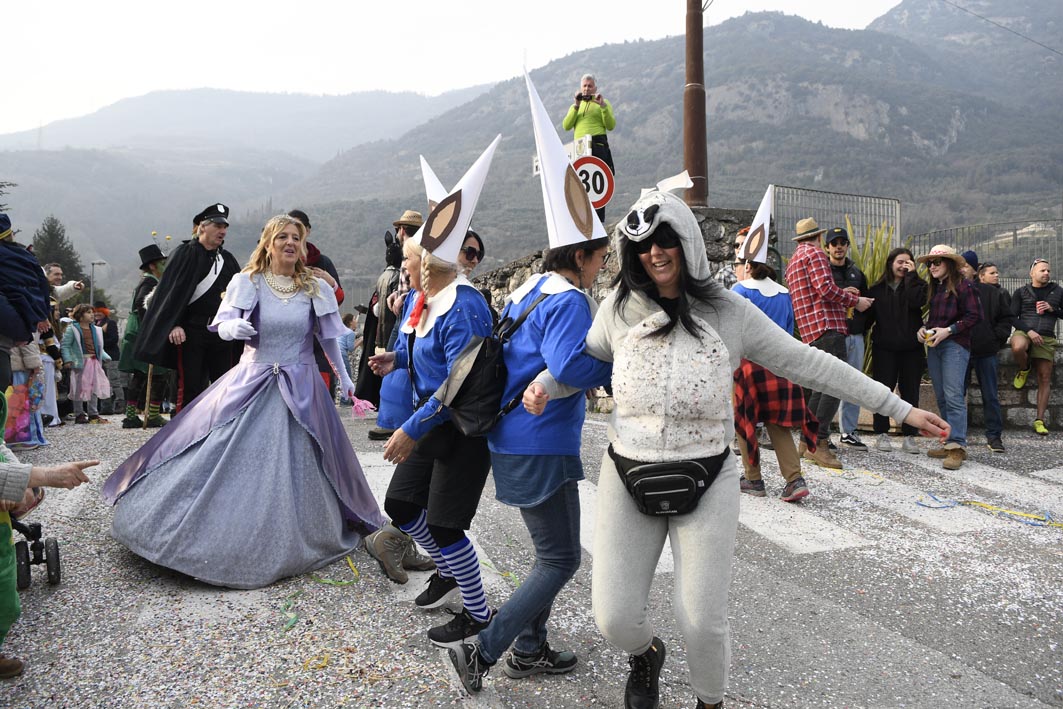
[243,215,320,297]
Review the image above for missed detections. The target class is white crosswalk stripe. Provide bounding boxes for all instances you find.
[802,465,1012,534]
[738,493,873,553]
[902,455,1063,515]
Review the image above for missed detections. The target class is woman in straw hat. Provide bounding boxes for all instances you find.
[102,214,386,589]
[525,183,948,709]
[915,244,982,470]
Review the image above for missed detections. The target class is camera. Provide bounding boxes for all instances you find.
[581,94,594,101]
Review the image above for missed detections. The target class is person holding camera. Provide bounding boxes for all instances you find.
[562,73,616,222]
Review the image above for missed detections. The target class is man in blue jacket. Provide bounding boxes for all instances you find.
[0,214,51,392]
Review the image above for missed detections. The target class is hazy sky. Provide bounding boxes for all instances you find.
[4,0,900,135]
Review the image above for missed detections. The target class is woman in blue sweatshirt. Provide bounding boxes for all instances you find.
[447,236,612,690]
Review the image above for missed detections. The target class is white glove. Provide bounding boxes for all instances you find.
[340,372,356,401]
[55,369,64,383]
[217,318,257,341]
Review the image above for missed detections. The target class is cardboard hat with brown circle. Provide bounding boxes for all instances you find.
[792,217,826,241]
[916,244,967,266]
[393,210,423,229]
[525,71,606,248]
[411,134,501,265]
[736,185,773,263]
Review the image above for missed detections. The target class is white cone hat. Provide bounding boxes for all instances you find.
[525,72,606,248]
[412,134,501,264]
[419,155,449,212]
[737,185,773,264]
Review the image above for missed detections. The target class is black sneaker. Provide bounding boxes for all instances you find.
[448,641,493,693]
[987,437,1005,453]
[503,642,578,678]
[415,571,460,609]
[827,438,838,452]
[625,636,666,709]
[780,476,810,503]
[428,608,494,648]
[738,477,766,497]
[368,427,395,441]
[839,432,868,451]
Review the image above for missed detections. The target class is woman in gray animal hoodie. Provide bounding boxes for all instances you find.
[525,184,948,709]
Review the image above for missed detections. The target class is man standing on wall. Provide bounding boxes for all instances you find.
[562,73,616,222]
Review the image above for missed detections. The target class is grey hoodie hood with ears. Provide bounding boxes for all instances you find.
[613,190,711,282]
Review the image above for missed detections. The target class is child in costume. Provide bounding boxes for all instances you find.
[60,304,111,424]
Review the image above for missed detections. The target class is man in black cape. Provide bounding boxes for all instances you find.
[133,203,241,413]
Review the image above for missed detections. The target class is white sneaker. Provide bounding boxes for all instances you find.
[902,436,921,454]
[876,433,893,452]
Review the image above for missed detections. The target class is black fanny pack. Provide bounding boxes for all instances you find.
[608,445,728,516]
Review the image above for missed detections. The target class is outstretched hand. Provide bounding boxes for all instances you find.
[902,408,951,440]
[28,459,98,489]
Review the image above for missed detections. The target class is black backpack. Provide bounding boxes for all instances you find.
[421,292,548,437]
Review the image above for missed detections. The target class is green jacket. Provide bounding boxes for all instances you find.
[562,99,616,139]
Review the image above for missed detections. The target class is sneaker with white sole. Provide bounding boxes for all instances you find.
[415,571,460,609]
[840,432,868,450]
[428,608,494,648]
[876,433,893,452]
[503,642,578,678]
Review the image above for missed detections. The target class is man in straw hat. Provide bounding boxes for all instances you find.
[784,217,874,469]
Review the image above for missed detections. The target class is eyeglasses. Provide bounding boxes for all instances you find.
[1032,258,1049,267]
[601,251,612,266]
[461,246,483,262]
[734,260,746,268]
[632,229,681,254]
[978,262,997,271]
[927,259,945,267]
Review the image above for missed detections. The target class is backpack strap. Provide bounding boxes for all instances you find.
[495,291,552,419]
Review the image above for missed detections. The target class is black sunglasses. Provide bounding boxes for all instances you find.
[461,246,483,262]
[631,229,681,254]
[927,259,945,267]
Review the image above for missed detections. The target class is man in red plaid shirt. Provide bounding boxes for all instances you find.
[784,218,874,469]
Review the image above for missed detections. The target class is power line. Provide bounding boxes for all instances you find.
[937,0,1063,58]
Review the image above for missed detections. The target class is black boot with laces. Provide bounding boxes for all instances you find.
[625,636,666,709]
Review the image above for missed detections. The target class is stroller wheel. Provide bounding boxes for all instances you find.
[45,538,61,585]
[15,541,31,590]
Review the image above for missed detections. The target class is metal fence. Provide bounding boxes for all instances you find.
[911,219,1063,338]
[773,185,902,259]
[908,220,1063,284]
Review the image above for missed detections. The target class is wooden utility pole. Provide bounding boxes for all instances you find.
[684,0,708,207]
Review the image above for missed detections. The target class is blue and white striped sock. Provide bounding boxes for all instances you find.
[438,536,490,622]
[397,510,450,577]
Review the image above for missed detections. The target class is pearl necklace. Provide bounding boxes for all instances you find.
[264,270,299,294]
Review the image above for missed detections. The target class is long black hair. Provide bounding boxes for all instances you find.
[872,247,917,288]
[612,221,721,338]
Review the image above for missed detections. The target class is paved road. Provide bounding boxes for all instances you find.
[2,411,1061,708]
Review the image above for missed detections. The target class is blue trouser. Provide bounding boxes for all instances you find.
[477,480,582,662]
[840,333,866,434]
[967,354,1003,440]
[926,339,970,447]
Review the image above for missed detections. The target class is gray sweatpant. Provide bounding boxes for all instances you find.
[592,450,739,705]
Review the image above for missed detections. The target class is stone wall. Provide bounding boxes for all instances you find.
[968,347,1063,429]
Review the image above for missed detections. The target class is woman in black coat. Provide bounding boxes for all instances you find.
[865,247,928,453]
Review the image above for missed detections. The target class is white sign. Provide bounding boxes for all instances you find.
[572,155,615,209]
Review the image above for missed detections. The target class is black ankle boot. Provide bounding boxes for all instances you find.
[625,636,666,709]
[696,699,723,708]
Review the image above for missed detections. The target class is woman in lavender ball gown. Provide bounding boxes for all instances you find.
[102,215,385,589]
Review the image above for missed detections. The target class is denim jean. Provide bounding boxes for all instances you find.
[968,354,1003,440]
[926,339,970,447]
[477,479,582,662]
[840,333,866,434]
